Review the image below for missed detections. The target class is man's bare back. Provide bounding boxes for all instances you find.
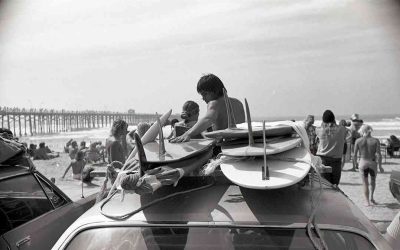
[355,137,380,160]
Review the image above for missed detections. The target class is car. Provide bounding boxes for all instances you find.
[0,163,97,250]
[389,170,400,203]
[52,172,392,250]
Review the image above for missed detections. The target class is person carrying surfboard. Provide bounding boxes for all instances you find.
[170,73,245,143]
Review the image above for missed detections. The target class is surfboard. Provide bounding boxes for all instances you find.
[220,146,311,189]
[134,133,214,175]
[221,137,302,157]
[203,125,293,139]
[138,139,215,164]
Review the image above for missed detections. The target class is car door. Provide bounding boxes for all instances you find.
[0,172,84,250]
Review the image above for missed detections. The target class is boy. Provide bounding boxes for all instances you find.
[353,124,384,206]
[170,74,244,143]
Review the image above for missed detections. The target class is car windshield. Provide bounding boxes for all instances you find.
[65,226,375,250]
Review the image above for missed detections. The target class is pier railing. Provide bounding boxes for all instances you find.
[0,107,164,137]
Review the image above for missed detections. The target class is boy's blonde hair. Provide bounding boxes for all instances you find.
[359,124,373,136]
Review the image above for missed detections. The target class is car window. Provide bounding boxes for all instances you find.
[65,227,376,250]
[0,174,53,235]
[36,175,68,209]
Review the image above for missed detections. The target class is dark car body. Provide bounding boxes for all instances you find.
[0,164,96,250]
[389,170,400,203]
[52,174,391,250]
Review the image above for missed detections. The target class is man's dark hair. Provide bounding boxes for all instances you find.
[322,110,335,123]
[197,74,225,97]
[39,142,45,148]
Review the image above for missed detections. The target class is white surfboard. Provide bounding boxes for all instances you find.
[220,146,311,189]
[221,137,302,157]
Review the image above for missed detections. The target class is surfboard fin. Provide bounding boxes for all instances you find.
[134,132,148,177]
[156,116,166,158]
[245,98,254,146]
[223,88,237,129]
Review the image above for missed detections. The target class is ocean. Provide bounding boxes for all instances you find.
[18,114,400,152]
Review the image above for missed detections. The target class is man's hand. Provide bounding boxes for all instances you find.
[169,133,191,143]
[379,166,384,173]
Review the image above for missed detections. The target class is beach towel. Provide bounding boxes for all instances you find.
[120,166,184,194]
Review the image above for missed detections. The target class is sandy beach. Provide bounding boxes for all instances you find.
[32,149,400,234]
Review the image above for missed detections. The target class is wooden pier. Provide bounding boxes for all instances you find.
[0,107,166,137]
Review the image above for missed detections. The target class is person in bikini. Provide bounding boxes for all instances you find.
[353,124,384,206]
[170,73,244,143]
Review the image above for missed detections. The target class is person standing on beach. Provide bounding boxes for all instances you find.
[106,119,128,165]
[170,73,245,143]
[353,124,384,206]
[349,113,363,170]
[316,110,347,186]
[339,119,352,169]
[304,115,318,155]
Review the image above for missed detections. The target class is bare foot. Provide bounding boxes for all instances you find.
[365,202,371,206]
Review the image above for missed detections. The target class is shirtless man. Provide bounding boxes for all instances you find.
[353,124,384,206]
[170,73,244,143]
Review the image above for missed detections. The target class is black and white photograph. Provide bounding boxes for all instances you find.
[1,0,400,249]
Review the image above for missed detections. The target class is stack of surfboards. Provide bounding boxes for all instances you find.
[203,93,311,190]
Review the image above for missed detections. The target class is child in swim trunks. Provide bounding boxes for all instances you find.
[353,124,384,206]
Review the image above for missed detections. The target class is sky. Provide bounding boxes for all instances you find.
[0,0,400,119]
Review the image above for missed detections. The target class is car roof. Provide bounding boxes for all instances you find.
[0,165,30,180]
[56,173,387,246]
[94,176,365,228]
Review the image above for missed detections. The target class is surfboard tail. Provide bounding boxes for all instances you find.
[134,132,148,176]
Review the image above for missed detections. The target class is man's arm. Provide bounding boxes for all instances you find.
[170,100,218,143]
